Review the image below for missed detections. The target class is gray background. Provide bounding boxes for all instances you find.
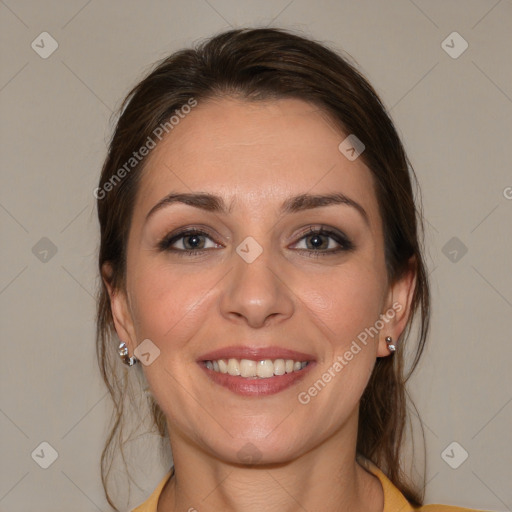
[1,1,511,511]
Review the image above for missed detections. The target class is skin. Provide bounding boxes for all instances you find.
[104,97,416,512]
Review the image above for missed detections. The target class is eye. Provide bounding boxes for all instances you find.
[292,227,354,255]
[157,226,354,257]
[158,229,221,254]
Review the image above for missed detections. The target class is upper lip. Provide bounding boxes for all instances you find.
[198,346,315,362]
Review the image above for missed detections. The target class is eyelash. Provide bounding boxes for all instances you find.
[157,226,354,258]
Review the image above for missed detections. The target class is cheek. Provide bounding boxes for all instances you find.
[128,260,215,346]
[291,268,385,437]
[127,263,217,427]
[299,266,386,353]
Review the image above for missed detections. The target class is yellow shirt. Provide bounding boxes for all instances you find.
[131,461,487,512]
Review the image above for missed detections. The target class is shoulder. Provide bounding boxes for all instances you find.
[359,457,490,512]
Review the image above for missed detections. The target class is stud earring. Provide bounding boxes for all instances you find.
[385,336,396,353]
[119,341,138,366]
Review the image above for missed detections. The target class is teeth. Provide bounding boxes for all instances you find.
[227,358,240,376]
[274,359,285,376]
[257,359,274,378]
[218,359,228,373]
[218,359,228,374]
[240,359,257,377]
[205,358,309,378]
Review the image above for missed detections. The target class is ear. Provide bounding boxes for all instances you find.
[101,262,137,354]
[376,256,417,357]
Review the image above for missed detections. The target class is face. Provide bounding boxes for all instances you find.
[107,97,413,465]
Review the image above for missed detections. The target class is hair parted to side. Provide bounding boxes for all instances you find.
[96,27,430,510]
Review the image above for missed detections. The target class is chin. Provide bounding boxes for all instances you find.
[201,428,307,466]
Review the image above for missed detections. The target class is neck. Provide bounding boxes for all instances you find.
[157,422,383,512]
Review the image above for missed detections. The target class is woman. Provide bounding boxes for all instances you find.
[96,28,486,512]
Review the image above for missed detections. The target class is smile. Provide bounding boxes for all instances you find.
[204,358,309,378]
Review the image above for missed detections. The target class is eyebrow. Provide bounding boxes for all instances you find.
[145,192,369,225]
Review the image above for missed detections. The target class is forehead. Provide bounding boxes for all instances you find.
[135,96,378,220]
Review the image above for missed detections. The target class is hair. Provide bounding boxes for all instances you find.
[96,27,430,510]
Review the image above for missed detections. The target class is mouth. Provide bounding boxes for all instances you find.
[198,346,316,396]
[203,358,310,378]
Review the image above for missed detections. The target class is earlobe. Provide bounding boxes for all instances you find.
[101,263,137,353]
[377,258,417,358]
[385,336,396,353]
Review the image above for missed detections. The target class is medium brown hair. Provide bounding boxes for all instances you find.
[96,27,430,510]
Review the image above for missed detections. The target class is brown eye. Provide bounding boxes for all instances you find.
[158,229,220,253]
[181,233,207,250]
[304,233,331,250]
[292,227,354,255]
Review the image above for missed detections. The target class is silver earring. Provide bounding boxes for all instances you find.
[385,336,396,353]
[119,341,138,366]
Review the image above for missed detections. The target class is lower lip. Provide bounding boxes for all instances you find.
[199,362,316,396]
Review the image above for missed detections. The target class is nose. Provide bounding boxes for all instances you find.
[219,244,295,329]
